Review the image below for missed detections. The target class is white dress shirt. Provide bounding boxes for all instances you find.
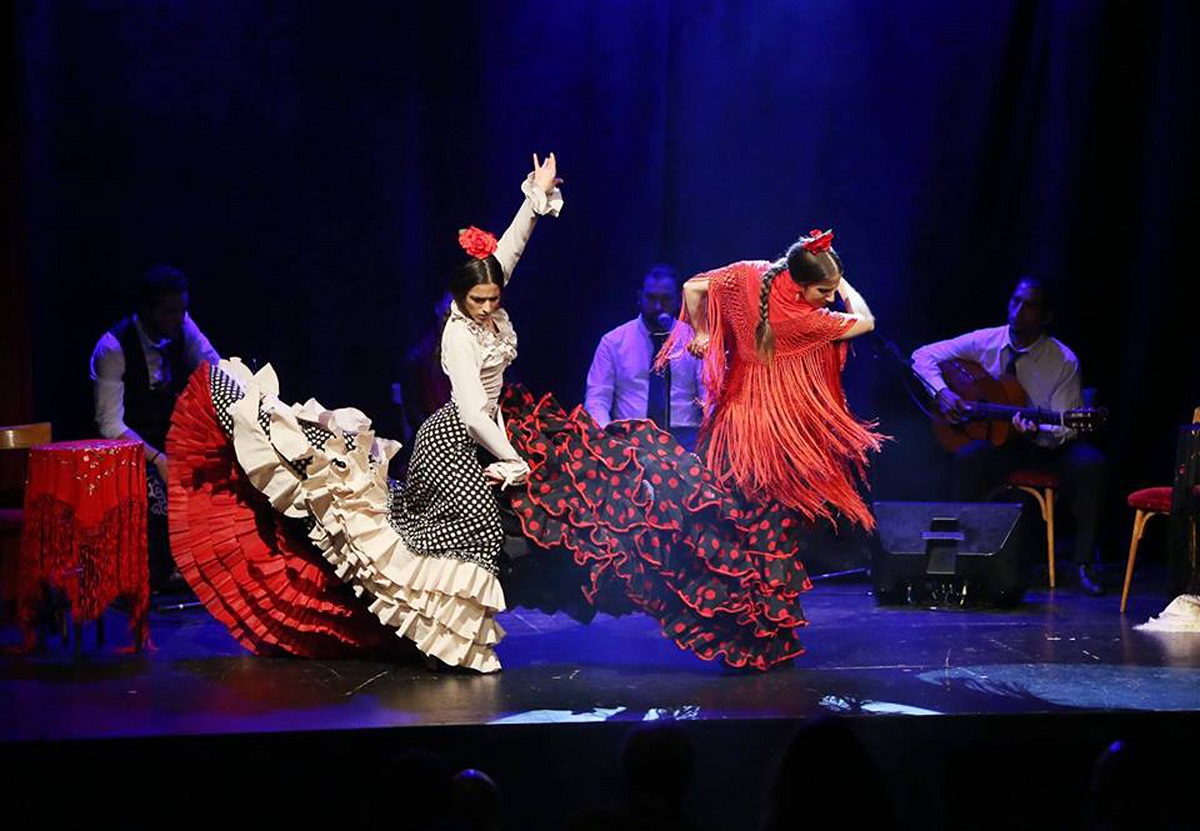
[584,317,704,429]
[911,325,1083,448]
[89,312,220,439]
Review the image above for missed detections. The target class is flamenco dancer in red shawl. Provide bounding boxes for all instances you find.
[499,229,884,670]
[676,229,881,527]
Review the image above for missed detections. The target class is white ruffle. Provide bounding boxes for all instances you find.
[522,173,564,217]
[1136,594,1200,632]
[218,358,507,672]
[446,305,518,370]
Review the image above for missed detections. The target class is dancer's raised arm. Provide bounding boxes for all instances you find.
[493,152,564,281]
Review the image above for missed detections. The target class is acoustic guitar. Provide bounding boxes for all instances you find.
[930,358,1107,452]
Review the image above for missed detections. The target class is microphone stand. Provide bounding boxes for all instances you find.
[657,313,674,432]
[868,331,942,420]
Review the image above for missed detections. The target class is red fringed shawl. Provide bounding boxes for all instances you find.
[665,261,884,529]
[18,439,150,649]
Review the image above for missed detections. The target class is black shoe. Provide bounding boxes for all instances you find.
[1077,563,1105,596]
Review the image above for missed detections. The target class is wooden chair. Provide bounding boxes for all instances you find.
[1120,408,1200,613]
[1003,469,1060,588]
[0,422,53,529]
[0,423,52,451]
[0,423,53,622]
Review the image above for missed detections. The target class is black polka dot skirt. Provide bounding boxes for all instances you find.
[394,402,503,575]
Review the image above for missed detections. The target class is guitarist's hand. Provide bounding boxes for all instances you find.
[936,389,968,423]
[1012,413,1037,434]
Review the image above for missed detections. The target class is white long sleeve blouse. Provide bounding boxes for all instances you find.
[90,312,220,439]
[439,176,563,471]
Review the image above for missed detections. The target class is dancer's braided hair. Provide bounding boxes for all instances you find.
[754,231,843,361]
[754,259,789,361]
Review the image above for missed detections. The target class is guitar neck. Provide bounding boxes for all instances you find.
[963,402,1067,426]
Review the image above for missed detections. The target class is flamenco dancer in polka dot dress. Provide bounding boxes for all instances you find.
[499,230,884,670]
[168,154,563,672]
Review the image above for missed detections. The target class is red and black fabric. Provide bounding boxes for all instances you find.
[167,363,406,658]
[18,438,150,650]
[501,384,815,671]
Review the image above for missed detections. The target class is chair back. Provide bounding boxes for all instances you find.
[0,423,52,451]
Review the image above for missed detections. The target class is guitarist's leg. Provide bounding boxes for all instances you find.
[952,440,1009,502]
[1055,441,1108,565]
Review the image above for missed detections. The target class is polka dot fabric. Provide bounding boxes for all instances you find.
[501,384,814,671]
[209,364,246,434]
[300,421,334,450]
[394,402,503,574]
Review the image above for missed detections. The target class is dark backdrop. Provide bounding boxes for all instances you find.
[8,0,1198,562]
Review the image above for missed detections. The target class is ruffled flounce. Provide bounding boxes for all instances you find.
[501,384,814,671]
[167,363,400,657]
[1137,595,1200,632]
[173,360,508,671]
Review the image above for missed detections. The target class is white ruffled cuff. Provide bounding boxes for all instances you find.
[485,459,530,490]
[521,174,564,217]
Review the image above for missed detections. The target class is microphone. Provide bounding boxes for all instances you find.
[653,312,674,333]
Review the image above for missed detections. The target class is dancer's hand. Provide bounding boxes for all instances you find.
[532,152,561,194]
[686,334,710,358]
[154,453,169,484]
[484,463,529,488]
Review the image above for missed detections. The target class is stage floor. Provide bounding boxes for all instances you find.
[5,566,1200,831]
[4,567,1199,743]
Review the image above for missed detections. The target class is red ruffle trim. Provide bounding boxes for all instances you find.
[167,364,402,658]
[502,384,815,671]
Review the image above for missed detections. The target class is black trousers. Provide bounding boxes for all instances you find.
[146,463,174,589]
[952,439,1107,564]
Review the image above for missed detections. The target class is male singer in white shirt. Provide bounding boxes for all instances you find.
[585,266,704,450]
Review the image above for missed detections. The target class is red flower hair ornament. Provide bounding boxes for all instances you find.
[458,226,498,260]
[801,228,835,255]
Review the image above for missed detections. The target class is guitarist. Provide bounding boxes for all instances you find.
[911,276,1107,595]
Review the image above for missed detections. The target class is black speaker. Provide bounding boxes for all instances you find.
[871,501,1031,607]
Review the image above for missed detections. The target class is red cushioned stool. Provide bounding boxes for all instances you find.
[1121,486,1200,613]
[1121,408,1200,613]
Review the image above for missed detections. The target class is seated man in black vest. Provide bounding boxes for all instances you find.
[89,265,220,591]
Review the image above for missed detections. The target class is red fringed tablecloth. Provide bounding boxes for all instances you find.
[18,439,149,649]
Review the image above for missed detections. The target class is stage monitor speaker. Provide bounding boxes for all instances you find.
[871,501,1031,607]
